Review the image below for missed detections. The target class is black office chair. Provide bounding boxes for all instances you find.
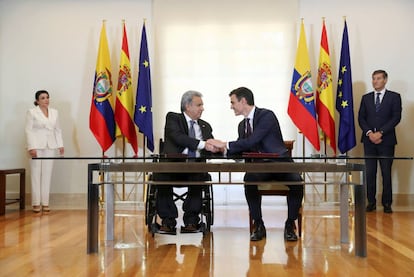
[145,139,214,236]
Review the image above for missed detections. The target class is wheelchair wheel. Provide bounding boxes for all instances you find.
[145,184,157,233]
[201,185,214,232]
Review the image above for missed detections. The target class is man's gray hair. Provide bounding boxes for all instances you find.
[180,90,203,112]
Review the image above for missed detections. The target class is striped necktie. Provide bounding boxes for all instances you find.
[375,93,381,112]
[188,120,196,157]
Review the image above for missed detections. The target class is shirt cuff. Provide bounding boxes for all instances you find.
[198,140,205,150]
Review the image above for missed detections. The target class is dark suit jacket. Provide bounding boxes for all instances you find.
[163,112,214,156]
[358,90,402,146]
[227,107,287,156]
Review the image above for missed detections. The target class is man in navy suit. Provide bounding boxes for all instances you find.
[209,87,303,241]
[154,90,218,234]
[358,70,402,213]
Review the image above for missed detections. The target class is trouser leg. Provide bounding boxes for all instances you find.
[287,184,304,221]
[378,145,395,206]
[364,144,378,204]
[182,186,202,225]
[156,186,178,226]
[30,158,41,206]
[39,149,55,206]
[244,184,262,222]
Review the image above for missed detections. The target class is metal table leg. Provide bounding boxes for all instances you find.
[87,163,100,254]
[354,170,367,257]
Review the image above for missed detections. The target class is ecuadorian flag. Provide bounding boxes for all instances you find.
[89,21,116,153]
[288,20,320,151]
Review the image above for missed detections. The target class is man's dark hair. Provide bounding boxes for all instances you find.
[372,69,388,79]
[229,87,254,105]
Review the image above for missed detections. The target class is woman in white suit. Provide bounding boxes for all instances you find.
[25,90,64,214]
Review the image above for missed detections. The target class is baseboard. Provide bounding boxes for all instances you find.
[4,192,414,210]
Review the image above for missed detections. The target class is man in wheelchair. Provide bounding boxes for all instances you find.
[151,90,219,234]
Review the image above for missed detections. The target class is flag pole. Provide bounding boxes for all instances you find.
[143,134,146,157]
[342,15,353,205]
[301,132,307,203]
[119,20,125,202]
[122,136,126,200]
[99,150,105,208]
[323,133,328,202]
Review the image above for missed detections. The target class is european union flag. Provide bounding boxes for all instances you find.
[134,23,154,152]
[336,21,356,154]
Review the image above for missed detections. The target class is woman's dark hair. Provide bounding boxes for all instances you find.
[34,90,49,106]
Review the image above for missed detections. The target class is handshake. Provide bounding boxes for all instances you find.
[205,139,227,153]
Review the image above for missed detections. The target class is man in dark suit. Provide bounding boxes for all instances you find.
[208,87,303,241]
[154,90,217,234]
[358,70,402,213]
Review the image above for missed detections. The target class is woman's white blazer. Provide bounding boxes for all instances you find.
[25,106,64,151]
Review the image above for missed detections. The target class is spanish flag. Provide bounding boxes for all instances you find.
[288,20,320,151]
[316,19,336,154]
[115,22,138,155]
[89,21,116,153]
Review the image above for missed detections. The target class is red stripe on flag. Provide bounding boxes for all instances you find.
[288,94,320,150]
[90,101,115,152]
[316,102,336,151]
[115,97,138,154]
[320,24,329,54]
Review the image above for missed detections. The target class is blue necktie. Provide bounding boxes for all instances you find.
[188,120,196,157]
[375,93,381,112]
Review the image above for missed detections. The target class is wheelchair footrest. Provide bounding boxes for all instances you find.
[152,223,177,235]
[180,223,205,234]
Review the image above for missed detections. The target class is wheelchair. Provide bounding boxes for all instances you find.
[145,140,214,236]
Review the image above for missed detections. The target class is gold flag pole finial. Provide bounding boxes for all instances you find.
[343,16,347,22]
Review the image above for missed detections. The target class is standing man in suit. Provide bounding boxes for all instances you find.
[208,87,303,241]
[358,70,402,213]
[154,90,218,234]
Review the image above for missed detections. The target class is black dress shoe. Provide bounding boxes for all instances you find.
[366,203,376,212]
[158,223,177,235]
[284,221,298,241]
[250,222,266,241]
[384,204,393,213]
[181,223,200,233]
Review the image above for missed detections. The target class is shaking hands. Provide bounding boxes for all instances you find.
[205,139,227,153]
